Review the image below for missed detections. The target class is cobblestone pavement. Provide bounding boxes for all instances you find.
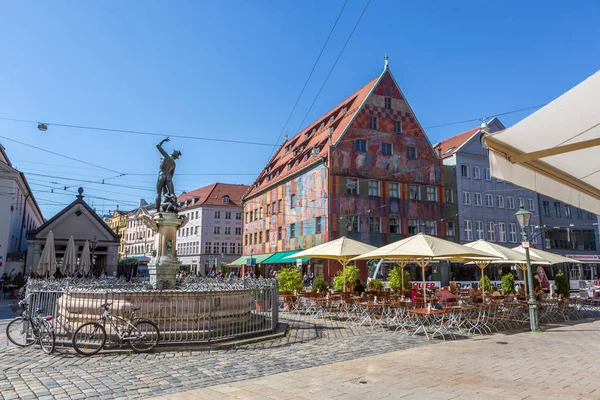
[153,318,600,400]
[0,309,429,400]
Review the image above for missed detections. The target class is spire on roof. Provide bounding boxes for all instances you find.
[384,50,389,70]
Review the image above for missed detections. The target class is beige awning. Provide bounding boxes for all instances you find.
[511,245,579,265]
[484,70,600,215]
[464,240,549,265]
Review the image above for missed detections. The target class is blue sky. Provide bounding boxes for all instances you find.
[1,1,599,218]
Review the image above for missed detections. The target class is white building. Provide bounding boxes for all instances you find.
[124,199,156,259]
[176,183,248,275]
[0,145,44,276]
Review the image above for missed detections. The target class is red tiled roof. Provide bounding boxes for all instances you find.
[436,127,480,159]
[178,183,249,209]
[244,73,382,199]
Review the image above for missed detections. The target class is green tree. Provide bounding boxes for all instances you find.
[501,273,515,293]
[333,265,360,291]
[276,268,303,292]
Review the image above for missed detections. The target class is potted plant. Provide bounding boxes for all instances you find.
[312,277,328,292]
[275,268,303,311]
[554,272,570,298]
[388,267,412,294]
[367,278,384,291]
[332,265,359,291]
[501,273,515,294]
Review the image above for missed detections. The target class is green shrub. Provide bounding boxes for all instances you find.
[555,272,570,298]
[501,273,515,294]
[276,267,303,292]
[333,265,359,291]
[312,276,328,292]
[368,278,384,291]
[480,275,491,292]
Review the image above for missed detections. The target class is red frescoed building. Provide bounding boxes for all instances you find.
[241,61,444,281]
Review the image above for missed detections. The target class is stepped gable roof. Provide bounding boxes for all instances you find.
[436,127,480,159]
[243,73,382,199]
[178,183,249,209]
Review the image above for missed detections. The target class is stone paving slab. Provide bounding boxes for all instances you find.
[150,319,600,400]
[0,312,428,400]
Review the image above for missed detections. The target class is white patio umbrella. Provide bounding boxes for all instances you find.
[36,230,57,277]
[351,233,498,302]
[80,240,92,276]
[283,236,377,291]
[62,236,78,276]
[464,240,549,300]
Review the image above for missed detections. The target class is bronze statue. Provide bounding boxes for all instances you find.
[156,137,181,212]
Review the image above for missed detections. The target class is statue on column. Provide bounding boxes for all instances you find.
[155,137,182,213]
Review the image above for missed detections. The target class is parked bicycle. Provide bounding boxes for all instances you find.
[6,298,56,354]
[71,302,160,356]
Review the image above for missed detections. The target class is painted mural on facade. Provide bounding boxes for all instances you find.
[243,164,329,255]
[330,71,444,241]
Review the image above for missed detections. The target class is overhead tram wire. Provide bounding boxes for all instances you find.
[296,0,372,132]
[268,0,350,159]
[0,134,125,175]
[0,117,276,147]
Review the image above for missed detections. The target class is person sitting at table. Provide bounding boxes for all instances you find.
[437,286,456,307]
[534,284,545,301]
[354,279,365,296]
[516,285,526,297]
[491,286,502,297]
[410,284,419,302]
[470,283,482,297]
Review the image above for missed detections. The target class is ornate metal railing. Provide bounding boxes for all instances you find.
[25,277,279,346]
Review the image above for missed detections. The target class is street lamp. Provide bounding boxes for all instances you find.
[90,236,99,277]
[515,205,540,331]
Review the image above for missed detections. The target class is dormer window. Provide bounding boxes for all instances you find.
[288,164,292,171]
[312,128,316,134]
[443,147,455,155]
[342,107,347,115]
[320,122,325,130]
[223,195,230,204]
[329,116,334,124]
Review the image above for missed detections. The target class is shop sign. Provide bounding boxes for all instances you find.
[566,254,599,262]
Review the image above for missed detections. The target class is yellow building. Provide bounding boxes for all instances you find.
[106,206,129,260]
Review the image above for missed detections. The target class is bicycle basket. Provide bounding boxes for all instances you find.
[9,302,25,316]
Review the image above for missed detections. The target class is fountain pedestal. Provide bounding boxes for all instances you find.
[148,212,185,289]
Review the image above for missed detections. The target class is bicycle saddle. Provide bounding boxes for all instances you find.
[34,308,45,314]
[99,302,113,309]
[130,306,141,312]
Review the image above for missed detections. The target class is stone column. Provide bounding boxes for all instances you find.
[148,212,185,289]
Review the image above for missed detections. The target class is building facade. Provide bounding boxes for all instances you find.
[0,144,44,276]
[537,194,599,281]
[106,206,129,261]
[176,183,247,275]
[124,200,156,260]
[439,118,542,247]
[243,63,444,281]
[26,189,120,275]
[438,118,600,283]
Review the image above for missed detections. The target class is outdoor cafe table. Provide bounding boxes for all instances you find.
[407,308,445,340]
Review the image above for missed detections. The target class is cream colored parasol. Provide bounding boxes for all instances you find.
[36,230,57,277]
[351,233,498,301]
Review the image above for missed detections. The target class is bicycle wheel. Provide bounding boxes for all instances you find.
[39,322,55,354]
[72,322,106,356]
[129,319,160,353]
[6,317,36,347]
